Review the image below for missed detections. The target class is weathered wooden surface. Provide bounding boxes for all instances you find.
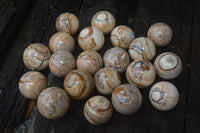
[0,0,36,132]
[0,0,16,34]
[0,0,36,69]
[185,0,200,132]
[0,0,200,132]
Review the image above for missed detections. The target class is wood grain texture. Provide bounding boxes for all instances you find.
[185,0,200,132]
[0,0,36,69]
[0,0,199,132]
[0,0,16,34]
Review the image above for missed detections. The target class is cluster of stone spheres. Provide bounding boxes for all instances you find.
[19,11,182,125]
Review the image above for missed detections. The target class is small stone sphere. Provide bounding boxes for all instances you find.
[112,84,142,115]
[94,67,121,95]
[49,50,75,77]
[84,95,113,125]
[103,47,130,73]
[49,32,75,53]
[147,22,173,47]
[77,50,103,75]
[110,25,135,49]
[78,26,105,51]
[91,11,116,34]
[19,71,47,99]
[56,12,79,35]
[23,43,51,71]
[126,60,156,88]
[149,81,179,111]
[37,87,70,119]
[63,70,94,100]
[129,37,156,61]
[154,52,182,80]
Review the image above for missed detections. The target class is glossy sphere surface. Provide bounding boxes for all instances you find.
[147,22,173,47]
[129,37,156,61]
[78,26,104,51]
[49,50,75,77]
[56,13,79,35]
[103,47,130,73]
[23,43,51,71]
[49,32,75,53]
[64,70,94,100]
[154,52,182,80]
[94,67,121,95]
[84,96,113,125]
[149,81,179,111]
[91,11,116,34]
[110,25,135,49]
[77,50,103,75]
[19,71,47,99]
[126,60,156,88]
[37,87,70,119]
[112,84,142,115]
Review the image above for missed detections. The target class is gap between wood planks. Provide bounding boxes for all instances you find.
[183,0,195,132]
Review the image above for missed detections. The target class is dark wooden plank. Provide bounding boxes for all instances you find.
[0,0,16,34]
[185,0,200,132]
[0,0,36,70]
[0,0,195,132]
[0,13,37,133]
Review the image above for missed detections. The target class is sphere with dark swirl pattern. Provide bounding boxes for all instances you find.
[126,60,156,88]
[91,11,116,34]
[84,95,113,125]
[49,50,75,77]
[154,52,182,80]
[149,81,179,111]
[23,43,51,71]
[56,13,79,35]
[77,50,103,75]
[103,47,130,73]
[37,87,70,119]
[64,70,94,100]
[112,84,142,115]
[19,71,47,99]
[94,67,121,95]
[78,26,104,51]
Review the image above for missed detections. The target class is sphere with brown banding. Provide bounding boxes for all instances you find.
[110,25,135,49]
[49,32,75,53]
[103,47,130,73]
[64,70,94,100]
[129,37,156,61]
[126,60,156,88]
[77,50,103,75]
[19,71,47,99]
[84,95,113,125]
[49,50,75,77]
[78,26,104,51]
[112,84,142,115]
[94,67,121,95]
[91,11,116,34]
[154,52,182,80]
[147,22,173,47]
[37,87,70,119]
[23,43,51,71]
[149,81,179,111]
[56,12,79,35]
